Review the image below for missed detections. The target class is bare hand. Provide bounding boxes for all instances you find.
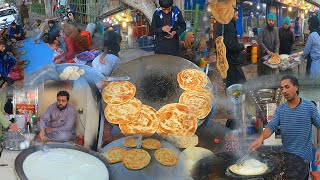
[316,148,320,165]
[165,31,176,39]
[8,123,19,132]
[39,129,45,140]
[162,25,172,33]
[248,137,263,152]
[99,53,107,64]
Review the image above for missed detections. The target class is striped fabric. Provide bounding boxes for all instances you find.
[266,99,320,163]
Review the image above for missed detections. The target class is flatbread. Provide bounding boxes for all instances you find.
[157,103,197,137]
[165,134,199,149]
[211,0,236,24]
[63,66,73,74]
[155,148,178,166]
[123,137,138,148]
[104,146,126,163]
[102,81,136,105]
[122,149,151,170]
[215,36,229,79]
[141,138,161,150]
[119,105,159,136]
[177,69,207,90]
[268,54,281,65]
[229,159,268,176]
[179,90,212,119]
[104,98,142,124]
[59,72,70,80]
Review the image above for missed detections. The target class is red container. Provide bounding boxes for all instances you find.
[77,135,84,146]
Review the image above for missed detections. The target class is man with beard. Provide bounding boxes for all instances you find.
[249,75,320,180]
[257,13,280,76]
[215,8,246,88]
[38,91,77,142]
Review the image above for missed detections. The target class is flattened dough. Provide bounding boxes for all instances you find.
[229,159,268,176]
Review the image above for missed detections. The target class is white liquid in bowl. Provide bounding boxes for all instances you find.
[23,148,109,180]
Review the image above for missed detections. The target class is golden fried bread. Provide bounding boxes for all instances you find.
[268,54,281,65]
[177,69,207,90]
[102,81,136,104]
[104,146,126,163]
[104,98,142,124]
[141,138,161,150]
[123,137,138,148]
[119,105,159,136]
[215,36,229,79]
[122,149,151,170]
[179,90,212,119]
[211,0,236,24]
[157,103,197,137]
[155,148,179,166]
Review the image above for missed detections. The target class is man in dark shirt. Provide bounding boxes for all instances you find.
[4,98,13,115]
[151,0,186,56]
[9,22,26,40]
[279,17,294,55]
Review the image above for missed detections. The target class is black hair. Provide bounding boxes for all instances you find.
[0,40,6,46]
[281,75,299,95]
[48,20,55,25]
[308,16,320,32]
[159,0,173,8]
[7,98,12,102]
[311,101,317,107]
[11,21,16,26]
[36,19,41,24]
[57,91,70,101]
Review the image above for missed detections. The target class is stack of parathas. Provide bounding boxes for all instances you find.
[215,36,229,79]
[268,54,281,65]
[102,81,159,136]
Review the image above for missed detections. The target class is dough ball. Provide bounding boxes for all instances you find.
[59,73,70,80]
[72,66,80,72]
[68,72,81,80]
[63,66,73,74]
[77,69,85,75]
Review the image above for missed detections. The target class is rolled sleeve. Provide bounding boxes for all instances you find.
[266,107,281,133]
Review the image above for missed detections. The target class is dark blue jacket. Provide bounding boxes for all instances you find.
[9,25,24,38]
[0,51,16,76]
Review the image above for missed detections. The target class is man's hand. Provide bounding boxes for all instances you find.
[165,31,176,39]
[248,136,263,152]
[267,50,274,56]
[162,25,172,33]
[8,123,19,132]
[45,128,53,134]
[316,147,320,165]
[39,129,45,140]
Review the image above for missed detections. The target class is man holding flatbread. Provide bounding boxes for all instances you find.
[151,0,186,56]
[257,13,280,76]
[215,8,246,87]
[249,75,320,179]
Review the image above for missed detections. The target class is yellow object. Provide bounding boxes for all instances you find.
[251,43,258,64]
[199,58,207,68]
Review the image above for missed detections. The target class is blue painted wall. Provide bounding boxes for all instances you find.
[237,3,243,37]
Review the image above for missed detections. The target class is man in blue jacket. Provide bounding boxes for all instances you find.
[151,0,186,56]
[9,22,26,40]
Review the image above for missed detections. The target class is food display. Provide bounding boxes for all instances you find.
[23,148,109,180]
[122,149,151,170]
[154,148,179,166]
[267,54,281,65]
[157,103,197,137]
[123,137,138,148]
[215,36,229,79]
[141,138,161,150]
[59,66,85,80]
[176,69,208,90]
[119,105,159,136]
[165,134,199,149]
[102,81,136,105]
[104,146,127,163]
[228,159,268,176]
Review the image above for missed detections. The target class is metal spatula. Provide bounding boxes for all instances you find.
[104,76,130,82]
[236,150,252,166]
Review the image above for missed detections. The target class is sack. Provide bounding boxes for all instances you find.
[42,33,49,43]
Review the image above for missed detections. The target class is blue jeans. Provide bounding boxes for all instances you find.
[312,147,318,171]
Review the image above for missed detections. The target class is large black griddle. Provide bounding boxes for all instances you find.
[15,144,109,180]
[191,147,309,180]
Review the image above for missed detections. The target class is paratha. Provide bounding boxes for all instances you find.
[122,149,151,170]
[104,146,126,163]
[177,69,207,90]
[268,54,281,65]
[104,98,142,124]
[119,105,159,136]
[229,159,268,176]
[157,103,197,137]
[155,148,179,166]
[165,134,199,149]
[215,36,229,79]
[102,81,136,104]
[123,137,138,148]
[179,90,212,119]
[141,138,161,150]
[211,0,236,24]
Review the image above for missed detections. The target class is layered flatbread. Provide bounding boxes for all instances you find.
[177,69,207,90]
[215,36,229,78]
[157,103,197,137]
[268,54,281,65]
[104,146,126,163]
[229,159,268,176]
[179,90,212,119]
[123,137,138,148]
[211,0,236,24]
[104,98,142,124]
[155,148,179,166]
[122,149,151,170]
[102,81,136,105]
[119,105,159,136]
[141,138,161,150]
[165,134,199,149]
